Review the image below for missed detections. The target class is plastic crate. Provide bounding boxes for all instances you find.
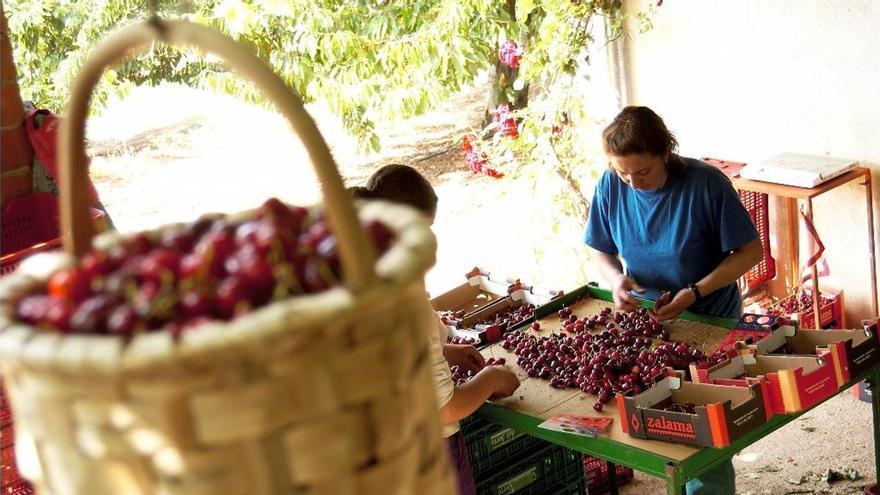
[1,193,106,276]
[583,455,634,493]
[795,292,842,329]
[770,291,843,329]
[702,158,776,289]
[2,446,24,488]
[464,415,546,476]
[3,479,35,495]
[476,444,583,495]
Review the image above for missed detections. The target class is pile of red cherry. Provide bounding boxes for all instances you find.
[448,336,478,346]
[12,198,394,339]
[450,357,506,386]
[662,403,698,414]
[477,303,535,331]
[767,290,835,316]
[502,306,728,412]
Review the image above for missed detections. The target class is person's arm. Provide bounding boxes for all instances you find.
[440,366,519,424]
[589,247,646,312]
[695,237,763,296]
[651,238,763,320]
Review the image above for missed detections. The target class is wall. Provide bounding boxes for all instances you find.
[618,0,880,324]
[1,4,33,209]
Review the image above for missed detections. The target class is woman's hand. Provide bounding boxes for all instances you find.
[612,274,646,312]
[650,288,697,321]
[443,344,485,374]
[482,365,521,399]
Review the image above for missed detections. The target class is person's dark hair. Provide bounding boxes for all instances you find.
[602,106,686,174]
[351,164,438,217]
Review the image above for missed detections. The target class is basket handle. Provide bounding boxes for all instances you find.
[59,19,376,292]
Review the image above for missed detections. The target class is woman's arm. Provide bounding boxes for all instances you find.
[589,247,646,312]
[695,237,763,296]
[440,366,520,424]
[651,238,763,320]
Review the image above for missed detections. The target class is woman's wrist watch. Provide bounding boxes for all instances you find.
[687,282,703,302]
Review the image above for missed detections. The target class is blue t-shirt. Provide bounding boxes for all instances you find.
[583,158,759,319]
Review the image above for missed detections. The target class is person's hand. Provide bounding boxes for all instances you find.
[650,288,697,321]
[481,365,520,399]
[612,274,646,312]
[443,344,485,374]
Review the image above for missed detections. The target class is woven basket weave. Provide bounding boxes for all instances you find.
[0,19,454,495]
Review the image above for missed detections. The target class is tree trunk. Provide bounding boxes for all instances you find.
[484,63,530,127]
[483,0,529,127]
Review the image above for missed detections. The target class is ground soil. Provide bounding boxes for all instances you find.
[85,83,876,495]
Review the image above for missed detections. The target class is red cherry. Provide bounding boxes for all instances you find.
[44,299,73,332]
[80,250,117,279]
[363,220,394,254]
[302,257,337,293]
[158,228,196,252]
[180,292,214,319]
[107,304,144,337]
[216,276,251,319]
[531,322,541,331]
[16,295,54,325]
[121,232,153,256]
[70,295,119,334]
[139,249,181,283]
[47,267,92,304]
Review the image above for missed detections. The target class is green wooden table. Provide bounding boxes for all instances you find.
[476,285,880,494]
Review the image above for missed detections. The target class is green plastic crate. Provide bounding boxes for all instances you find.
[476,444,583,495]
[464,415,546,476]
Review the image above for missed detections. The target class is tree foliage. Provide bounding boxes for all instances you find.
[4,0,651,152]
[6,0,657,288]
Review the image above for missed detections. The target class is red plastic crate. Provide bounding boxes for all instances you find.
[1,193,106,276]
[703,158,776,289]
[768,291,843,329]
[3,479,35,495]
[583,455,633,493]
[795,292,843,329]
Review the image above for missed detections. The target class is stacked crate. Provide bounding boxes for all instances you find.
[462,416,585,494]
[2,381,34,495]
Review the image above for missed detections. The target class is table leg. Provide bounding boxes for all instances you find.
[665,463,687,495]
[863,172,878,316]
[872,368,880,486]
[608,460,619,495]
[787,198,800,292]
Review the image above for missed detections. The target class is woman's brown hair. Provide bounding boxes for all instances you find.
[351,164,438,217]
[602,106,686,174]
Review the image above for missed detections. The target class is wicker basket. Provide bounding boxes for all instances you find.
[0,19,454,495]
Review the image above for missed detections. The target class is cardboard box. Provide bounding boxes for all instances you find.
[742,319,880,383]
[446,287,561,345]
[714,313,785,352]
[616,375,769,448]
[690,352,839,414]
[431,268,513,319]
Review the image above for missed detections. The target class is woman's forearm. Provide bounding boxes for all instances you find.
[440,372,497,424]
[696,238,763,296]
[590,248,625,286]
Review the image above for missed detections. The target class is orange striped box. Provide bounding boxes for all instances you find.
[617,375,768,448]
[690,353,839,415]
[742,321,880,384]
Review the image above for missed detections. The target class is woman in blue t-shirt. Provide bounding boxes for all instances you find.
[585,106,762,322]
[584,106,763,494]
